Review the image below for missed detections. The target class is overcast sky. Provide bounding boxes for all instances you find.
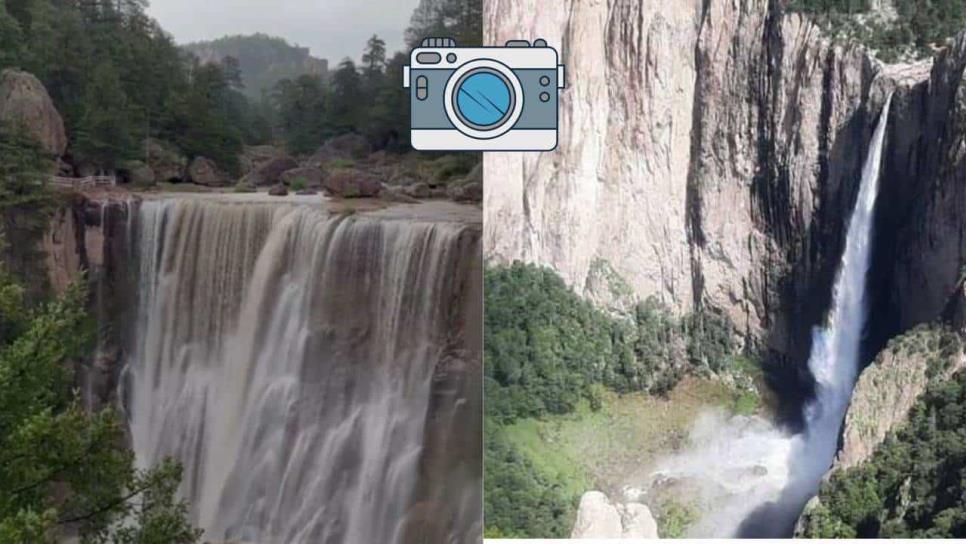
[145,0,420,63]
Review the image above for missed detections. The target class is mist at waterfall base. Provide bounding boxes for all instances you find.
[119,199,480,543]
[643,96,893,537]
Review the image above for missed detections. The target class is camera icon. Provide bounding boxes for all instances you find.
[403,37,566,151]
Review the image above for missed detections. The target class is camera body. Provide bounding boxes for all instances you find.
[404,38,565,151]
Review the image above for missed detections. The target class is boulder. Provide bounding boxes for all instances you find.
[187,157,230,187]
[382,185,420,204]
[241,156,299,187]
[571,492,623,538]
[280,166,324,189]
[119,160,155,186]
[147,139,187,182]
[268,183,288,196]
[0,69,67,156]
[571,491,659,539]
[322,169,381,198]
[403,181,431,199]
[307,133,371,166]
[447,181,482,202]
[622,503,659,539]
[240,145,288,175]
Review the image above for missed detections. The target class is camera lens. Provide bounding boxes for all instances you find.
[455,70,513,129]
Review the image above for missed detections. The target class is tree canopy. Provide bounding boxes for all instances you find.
[0,256,199,542]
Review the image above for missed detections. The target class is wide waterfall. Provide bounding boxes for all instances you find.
[644,95,893,537]
[120,197,481,543]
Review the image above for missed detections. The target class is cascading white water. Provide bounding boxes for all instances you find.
[122,197,480,543]
[644,95,893,537]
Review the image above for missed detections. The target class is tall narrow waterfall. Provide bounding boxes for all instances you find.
[122,198,481,543]
[785,92,894,523]
[644,96,893,537]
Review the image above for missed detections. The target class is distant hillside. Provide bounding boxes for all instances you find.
[184,34,328,98]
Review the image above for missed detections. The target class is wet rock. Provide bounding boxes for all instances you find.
[268,183,288,196]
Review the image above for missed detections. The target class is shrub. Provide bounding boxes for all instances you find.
[290,176,307,192]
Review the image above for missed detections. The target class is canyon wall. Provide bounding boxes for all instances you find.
[484,0,887,374]
[485,0,966,383]
[485,1,966,530]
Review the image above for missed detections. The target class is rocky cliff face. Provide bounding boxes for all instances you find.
[484,0,889,372]
[871,36,966,343]
[485,0,966,392]
[835,326,966,472]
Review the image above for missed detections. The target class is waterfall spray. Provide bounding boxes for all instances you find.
[644,95,893,537]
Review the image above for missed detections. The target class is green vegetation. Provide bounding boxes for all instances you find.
[485,378,749,538]
[0,252,198,542]
[485,262,741,424]
[0,121,53,207]
[183,34,327,100]
[801,367,966,538]
[0,0,248,173]
[787,0,966,62]
[289,177,307,192]
[271,0,481,155]
[484,423,574,538]
[0,0,481,176]
[484,263,758,537]
[655,499,700,538]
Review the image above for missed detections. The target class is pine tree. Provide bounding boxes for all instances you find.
[0,0,22,68]
[73,62,134,170]
[362,34,387,74]
[330,59,362,134]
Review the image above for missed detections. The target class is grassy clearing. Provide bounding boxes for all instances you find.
[501,377,740,498]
